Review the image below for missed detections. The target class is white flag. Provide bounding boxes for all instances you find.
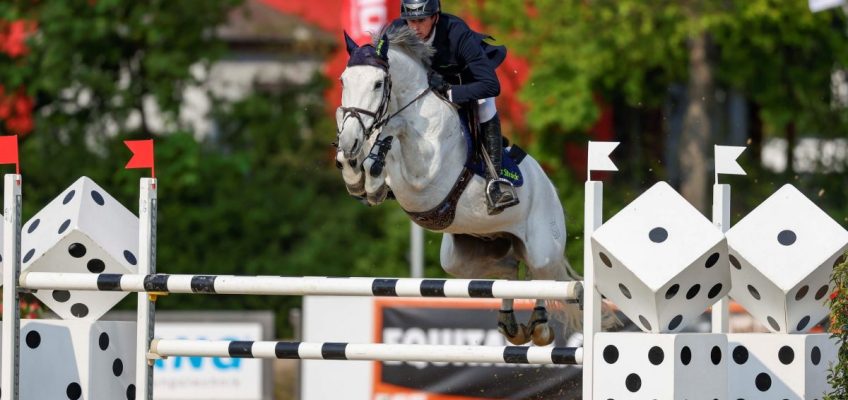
[809,0,845,12]
[714,145,746,176]
[587,141,619,175]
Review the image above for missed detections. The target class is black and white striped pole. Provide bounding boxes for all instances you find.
[149,339,583,365]
[19,273,583,301]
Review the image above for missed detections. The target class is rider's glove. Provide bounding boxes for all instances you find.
[428,71,451,97]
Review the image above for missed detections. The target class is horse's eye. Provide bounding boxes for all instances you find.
[374,81,383,90]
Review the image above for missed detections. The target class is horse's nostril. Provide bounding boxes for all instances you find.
[348,159,358,168]
[353,139,359,151]
[335,160,343,169]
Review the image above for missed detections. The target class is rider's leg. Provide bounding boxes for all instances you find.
[480,98,519,214]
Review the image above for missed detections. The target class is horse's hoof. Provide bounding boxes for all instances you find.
[497,310,531,345]
[499,322,531,345]
[530,323,554,346]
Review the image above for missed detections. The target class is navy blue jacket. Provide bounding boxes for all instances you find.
[391,13,507,105]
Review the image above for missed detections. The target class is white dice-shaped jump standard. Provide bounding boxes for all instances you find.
[21,177,139,320]
[591,182,730,332]
[725,184,848,333]
[727,333,837,399]
[9,319,138,400]
[594,332,728,399]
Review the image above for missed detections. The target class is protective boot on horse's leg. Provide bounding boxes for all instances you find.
[482,114,519,215]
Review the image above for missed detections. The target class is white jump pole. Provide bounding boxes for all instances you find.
[1,174,22,400]
[20,273,583,301]
[136,178,157,400]
[583,141,619,400]
[711,183,730,333]
[711,145,746,334]
[150,339,584,365]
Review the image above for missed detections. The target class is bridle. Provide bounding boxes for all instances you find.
[336,51,431,144]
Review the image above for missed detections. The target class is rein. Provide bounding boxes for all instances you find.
[337,72,431,143]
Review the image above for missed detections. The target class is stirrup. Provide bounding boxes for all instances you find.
[486,178,519,215]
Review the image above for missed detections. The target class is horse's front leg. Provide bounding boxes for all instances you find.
[362,119,403,205]
[336,149,366,199]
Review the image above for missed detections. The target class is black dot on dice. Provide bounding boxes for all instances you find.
[708,283,723,299]
[648,346,664,365]
[66,382,82,400]
[603,345,619,364]
[811,346,822,365]
[68,243,87,258]
[127,384,136,400]
[705,252,719,268]
[124,250,137,265]
[70,303,89,318]
[733,345,749,364]
[729,254,742,270]
[835,254,847,268]
[767,316,781,331]
[63,190,76,205]
[665,284,679,300]
[778,346,794,364]
[680,346,692,365]
[58,219,72,234]
[795,285,809,301]
[27,219,40,233]
[90,190,105,206]
[625,373,641,392]
[599,252,612,268]
[797,316,811,332]
[777,229,796,246]
[87,258,106,273]
[22,249,35,263]
[686,284,700,300]
[25,330,41,349]
[99,332,110,350]
[649,227,668,243]
[53,290,71,302]
[619,283,631,299]
[748,285,761,300]
[815,285,829,300]
[113,358,124,376]
[639,315,652,331]
[711,346,722,365]
[755,372,772,391]
[668,315,683,330]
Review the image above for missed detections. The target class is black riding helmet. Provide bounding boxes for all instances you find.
[400,0,440,19]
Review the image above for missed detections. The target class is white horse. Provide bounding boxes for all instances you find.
[335,26,610,345]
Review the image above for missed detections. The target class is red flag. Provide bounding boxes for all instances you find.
[0,134,19,174]
[124,139,155,178]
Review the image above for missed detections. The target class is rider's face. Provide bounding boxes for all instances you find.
[407,15,437,40]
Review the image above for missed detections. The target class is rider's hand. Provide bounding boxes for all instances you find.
[428,72,451,97]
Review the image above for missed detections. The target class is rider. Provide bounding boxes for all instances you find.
[391,0,518,215]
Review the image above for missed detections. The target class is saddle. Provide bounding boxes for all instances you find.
[403,106,527,231]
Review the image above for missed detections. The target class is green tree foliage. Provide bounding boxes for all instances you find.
[828,252,848,399]
[1,0,441,336]
[466,0,848,268]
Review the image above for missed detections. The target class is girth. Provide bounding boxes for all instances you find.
[403,168,473,231]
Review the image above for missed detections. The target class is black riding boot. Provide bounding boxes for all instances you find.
[481,114,519,215]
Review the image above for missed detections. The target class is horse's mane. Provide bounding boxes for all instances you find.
[372,25,435,69]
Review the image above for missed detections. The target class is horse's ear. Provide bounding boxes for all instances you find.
[344,31,359,55]
[376,32,389,61]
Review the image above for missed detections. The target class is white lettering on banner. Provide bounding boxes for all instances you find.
[154,323,263,400]
[351,0,388,40]
[381,328,571,370]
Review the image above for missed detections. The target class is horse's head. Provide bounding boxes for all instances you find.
[336,31,391,162]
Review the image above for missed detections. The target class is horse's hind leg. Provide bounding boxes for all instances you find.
[440,233,529,344]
